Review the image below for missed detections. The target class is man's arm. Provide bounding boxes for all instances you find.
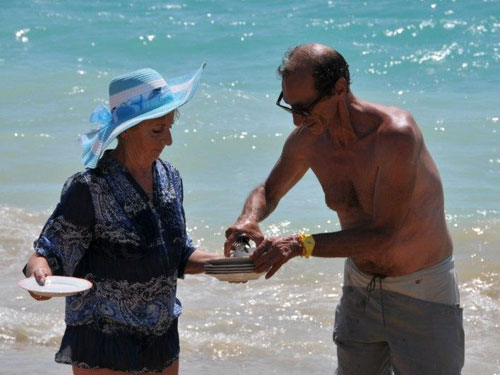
[224,136,310,255]
[252,117,421,277]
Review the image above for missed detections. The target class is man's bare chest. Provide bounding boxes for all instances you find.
[308,141,378,216]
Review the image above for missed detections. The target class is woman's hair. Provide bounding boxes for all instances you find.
[277,45,351,95]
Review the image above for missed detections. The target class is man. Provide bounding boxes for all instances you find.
[224,43,464,374]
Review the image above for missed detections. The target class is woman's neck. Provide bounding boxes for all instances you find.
[110,145,153,175]
[110,146,155,200]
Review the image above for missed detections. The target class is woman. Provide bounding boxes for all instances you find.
[24,63,221,374]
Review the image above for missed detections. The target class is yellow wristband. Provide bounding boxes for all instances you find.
[298,233,315,258]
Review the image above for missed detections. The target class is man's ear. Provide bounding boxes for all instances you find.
[334,77,347,96]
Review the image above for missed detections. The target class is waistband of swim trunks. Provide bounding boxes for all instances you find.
[344,255,454,284]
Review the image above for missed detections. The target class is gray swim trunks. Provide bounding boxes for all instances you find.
[333,257,464,375]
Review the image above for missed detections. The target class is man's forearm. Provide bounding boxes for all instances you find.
[309,225,394,259]
[237,184,278,224]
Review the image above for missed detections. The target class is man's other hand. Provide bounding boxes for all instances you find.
[250,235,302,279]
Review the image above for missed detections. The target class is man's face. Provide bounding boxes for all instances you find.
[281,72,332,135]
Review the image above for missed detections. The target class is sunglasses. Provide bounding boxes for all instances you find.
[275,90,330,117]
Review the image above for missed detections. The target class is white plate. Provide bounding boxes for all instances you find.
[18,276,93,297]
[207,272,264,282]
[206,271,256,275]
[204,265,255,271]
[205,267,256,273]
[205,269,256,274]
[207,257,254,265]
[205,263,254,267]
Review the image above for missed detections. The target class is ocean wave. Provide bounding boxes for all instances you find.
[2,204,500,373]
[0,306,64,346]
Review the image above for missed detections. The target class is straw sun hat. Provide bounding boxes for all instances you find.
[82,63,206,168]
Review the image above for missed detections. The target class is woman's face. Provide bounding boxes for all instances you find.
[121,111,176,161]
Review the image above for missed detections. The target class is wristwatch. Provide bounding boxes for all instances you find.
[298,233,315,258]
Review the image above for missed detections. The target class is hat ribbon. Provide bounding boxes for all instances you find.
[86,86,175,137]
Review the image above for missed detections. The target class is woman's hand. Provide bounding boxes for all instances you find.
[224,220,264,257]
[25,253,53,301]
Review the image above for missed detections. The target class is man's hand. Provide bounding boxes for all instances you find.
[250,235,302,279]
[224,220,264,257]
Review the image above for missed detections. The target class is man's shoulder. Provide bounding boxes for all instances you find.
[282,127,316,159]
[372,106,422,159]
[377,106,420,140]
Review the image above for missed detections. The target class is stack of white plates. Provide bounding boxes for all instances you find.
[204,257,264,282]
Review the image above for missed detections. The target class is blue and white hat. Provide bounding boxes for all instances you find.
[82,63,206,168]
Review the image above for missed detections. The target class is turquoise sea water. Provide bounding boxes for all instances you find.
[1,1,499,374]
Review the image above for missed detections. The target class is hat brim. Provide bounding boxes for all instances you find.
[84,63,206,168]
[103,63,206,152]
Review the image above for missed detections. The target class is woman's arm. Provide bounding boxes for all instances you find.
[33,175,95,276]
[184,250,224,274]
[23,173,95,300]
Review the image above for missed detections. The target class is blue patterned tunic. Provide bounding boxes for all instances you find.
[33,151,195,372]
